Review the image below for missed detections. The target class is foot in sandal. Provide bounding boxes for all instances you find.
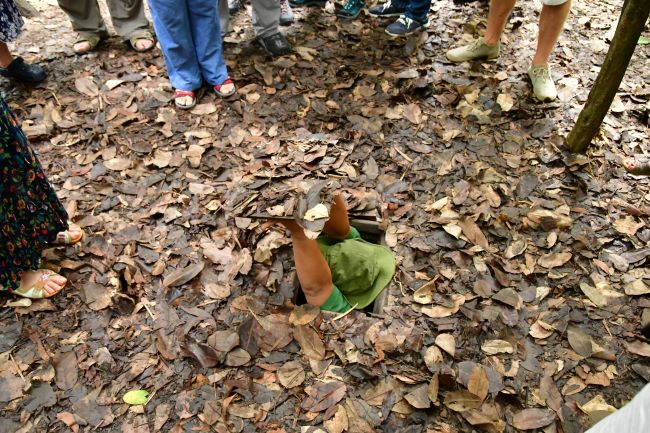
[54,223,84,246]
[129,31,156,52]
[174,89,198,109]
[214,77,236,98]
[13,270,67,299]
[73,34,104,55]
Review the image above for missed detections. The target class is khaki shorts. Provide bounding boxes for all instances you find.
[541,0,570,5]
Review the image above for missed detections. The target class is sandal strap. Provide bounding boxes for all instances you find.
[55,223,83,245]
[174,90,196,97]
[129,30,155,43]
[14,270,62,299]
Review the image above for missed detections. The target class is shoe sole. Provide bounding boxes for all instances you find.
[368,11,404,17]
[446,54,499,63]
[385,20,430,37]
[279,18,295,25]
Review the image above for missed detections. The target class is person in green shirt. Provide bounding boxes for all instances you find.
[275,194,396,314]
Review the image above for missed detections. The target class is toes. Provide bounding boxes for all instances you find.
[136,39,153,51]
[74,42,91,53]
[44,278,66,295]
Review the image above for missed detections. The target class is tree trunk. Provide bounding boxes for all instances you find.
[566,0,650,154]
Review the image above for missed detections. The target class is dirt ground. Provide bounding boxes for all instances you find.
[1,0,649,432]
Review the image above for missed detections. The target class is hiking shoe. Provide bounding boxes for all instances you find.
[280,0,295,25]
[528,64,557,102]
[385,15,429,37]
[336,0,365,19]
[228,0,242,13]
[289,0,326,7]
[368,0,404,17]
[0,57,46,83]
[258,32,292,56]
[446,37,500,62]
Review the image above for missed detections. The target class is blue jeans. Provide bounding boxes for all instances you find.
[390,0,431,22]
[147,0,229,90]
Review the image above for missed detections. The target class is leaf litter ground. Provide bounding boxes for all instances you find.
[1,1,649,432]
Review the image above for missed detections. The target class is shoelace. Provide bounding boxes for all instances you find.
[397,16,414,28]
[529,66,551,81]
[381,0,393,11]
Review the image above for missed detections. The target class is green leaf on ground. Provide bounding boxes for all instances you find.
[123,390,149,405]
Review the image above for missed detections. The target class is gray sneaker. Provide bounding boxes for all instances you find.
[528,64,557,102]
[446,37,500,63]
[280,0,295,25]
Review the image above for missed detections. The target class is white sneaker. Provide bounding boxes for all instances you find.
[446,37,500,63]
[528,64,557,102]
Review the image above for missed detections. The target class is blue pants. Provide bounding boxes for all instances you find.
[391,0,431,22]
[147,0,228,91]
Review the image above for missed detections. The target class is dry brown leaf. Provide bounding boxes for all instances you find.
[481,340,514,355]
[324,405,348,433]
[277,361,306,388]
[467,366,489,401]
[435,334,455,357]
[443,391,482,412]
[538,252,572,269]
[511,408,555,430]
[626,340,650,357]
[459,217,489,250]
[293,325,326,360]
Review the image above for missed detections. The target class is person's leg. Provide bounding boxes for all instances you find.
[0,43,13,68]
[279,221,334,306]
[446,0,514,61]
[322,195,351,240]
[483,0,517,45]
[252,0,291,56]
[0,42,47,83]
[106,0,153,51]
[186,0,230,90]
[57,0,107,53]
[532,0,571,66]
[252,0,281,39]
[527,0,570,101]
[148,0,202,102]
[404,0,432,23]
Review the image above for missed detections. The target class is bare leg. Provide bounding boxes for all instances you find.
[532,1,571,66]
[484,0,517,45]
[321,194,351,240]
[279,220,333,306]
[0,42,14,68]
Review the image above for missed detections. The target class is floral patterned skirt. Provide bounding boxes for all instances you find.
[0,0,23,43]
[0,97,68,292]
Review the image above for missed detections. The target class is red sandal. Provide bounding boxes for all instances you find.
[174,89,198,109]
[214,77,236,98]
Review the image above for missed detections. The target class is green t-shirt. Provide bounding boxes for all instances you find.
[317,227,395,313]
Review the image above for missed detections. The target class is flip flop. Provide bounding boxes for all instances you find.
[13,270,67,299]
[73,34,105,55]
[129,31,156,53]
[54,222,84,246]
[214,77,236,98]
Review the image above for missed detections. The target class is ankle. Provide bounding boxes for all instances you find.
[531,59,549,68]
[482,35,499,46]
